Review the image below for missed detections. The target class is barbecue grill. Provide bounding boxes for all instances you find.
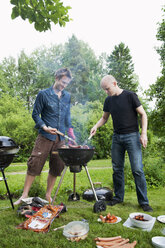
[52,148,106,213]
[0,136,19,209]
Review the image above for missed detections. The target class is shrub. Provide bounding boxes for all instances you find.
[124,156,165,189]
[143,157,165,188]
[0,93,36,161]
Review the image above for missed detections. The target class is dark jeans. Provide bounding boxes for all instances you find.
[111,132,149,205]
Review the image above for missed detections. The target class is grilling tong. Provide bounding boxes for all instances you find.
[48,126,77,144]
[48,127,93,145]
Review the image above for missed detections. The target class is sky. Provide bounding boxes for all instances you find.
[0,0,164,90]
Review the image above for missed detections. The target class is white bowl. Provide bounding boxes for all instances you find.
[129,212,153,229]
[152,236,165,248]
[63,221,89,240]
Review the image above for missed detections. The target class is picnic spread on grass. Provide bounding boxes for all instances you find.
[14,196,165,247]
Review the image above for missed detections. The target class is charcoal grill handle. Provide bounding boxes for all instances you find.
[48,127,75,142]
[55,130,65,137]
[88,134,93,140]
[48,126,65,137]
[56,130,77,144]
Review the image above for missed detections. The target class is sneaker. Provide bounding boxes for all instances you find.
[106,198,123,206]
[141,204,153,212]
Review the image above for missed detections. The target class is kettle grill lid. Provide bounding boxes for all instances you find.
[0,136,18,148]
[83,187,113,201]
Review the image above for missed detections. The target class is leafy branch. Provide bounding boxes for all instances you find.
[10,0,71,32]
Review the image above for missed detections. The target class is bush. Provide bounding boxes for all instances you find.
[142,130,165,162]
[0,93,36,161]
[124,156,165,189]
[144,157,165,188]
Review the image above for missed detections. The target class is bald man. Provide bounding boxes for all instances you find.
[90,75,153,212]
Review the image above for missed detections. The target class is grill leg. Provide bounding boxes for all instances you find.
[73,173,76,196]
[51,166,68,205]
[84,164,98,201]
[68,172,80,201]
[1,169,14,209]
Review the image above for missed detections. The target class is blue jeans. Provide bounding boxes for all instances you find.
[111,132,149,205]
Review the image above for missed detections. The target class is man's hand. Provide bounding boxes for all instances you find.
[43,126,57,135]
[67,128,77,145]
[67,128,75,140]
[90,125,97,137]
[136,106,148,149]
[90,113,109,137]
[140,133,148,148]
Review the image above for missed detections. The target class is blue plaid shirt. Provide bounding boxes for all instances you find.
[32,86,72,141]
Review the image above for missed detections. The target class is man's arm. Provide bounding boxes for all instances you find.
[90,112,110,136]
[32,92,57,135]
[136,105,148,148]
[32,92,45,129]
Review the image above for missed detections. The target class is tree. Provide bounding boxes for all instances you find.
[17,51,39,110]
[2,45,63,111]
[1,36,106,107]
[0,65,10,93]
[62,35,104,104]
[31,44,64,90]
[106,42,138,92]
[10,0,71,32]
[156,6,165,74]
[147,6,165,137]
[0,57,18,97]
[146,6,165,161]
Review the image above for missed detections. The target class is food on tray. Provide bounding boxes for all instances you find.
[69,144,89,149]
[99,213,118,223]
[63,221,89,242]
[16,204,64,233]
[67,233,88,242]
[60,144,90,149]
[61,145,69,148]
[133,215,148,221]
[68,144,81,148]
[95,236,137,247]
[95,236,122,241]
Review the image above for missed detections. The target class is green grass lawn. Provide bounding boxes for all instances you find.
[0,160,165,248]
[4,159,111,173]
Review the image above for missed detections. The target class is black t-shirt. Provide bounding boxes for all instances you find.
[103,90,141,134]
